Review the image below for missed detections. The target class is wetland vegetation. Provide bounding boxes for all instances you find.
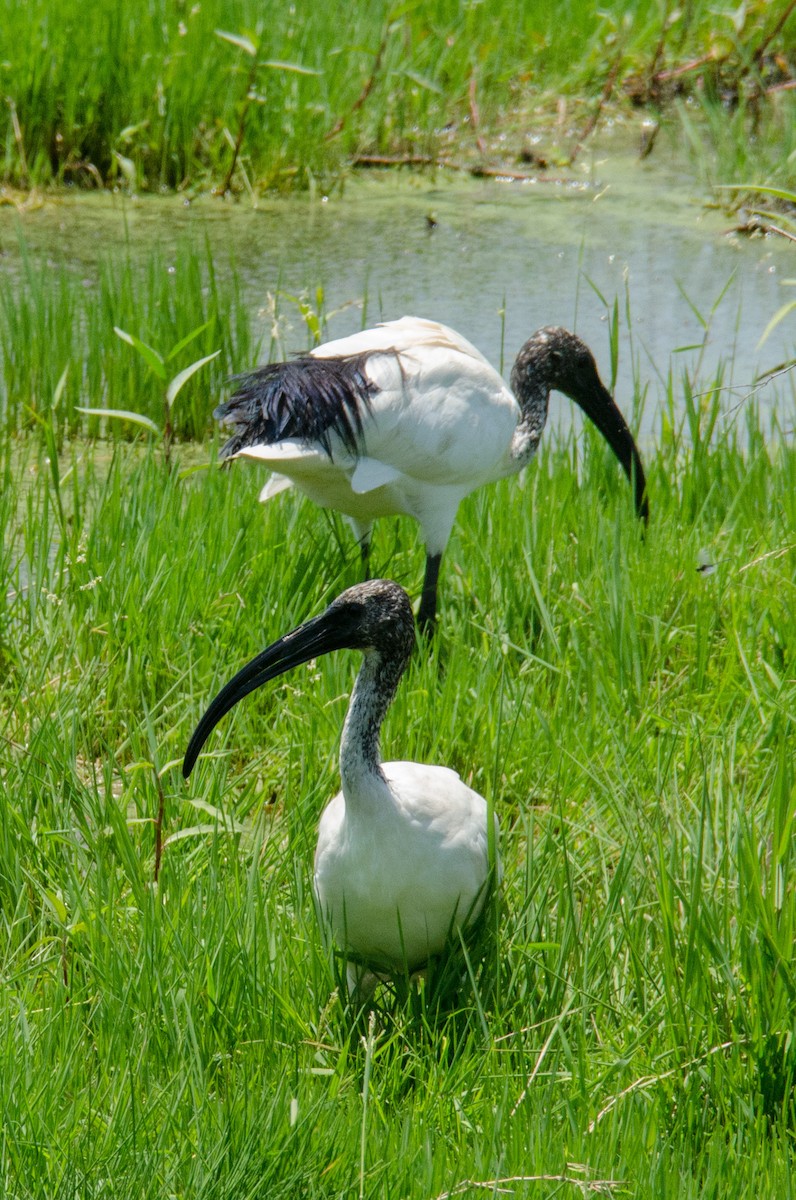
[1,2,795,1198]
[1,368,794,1197]
[1,0,794,206]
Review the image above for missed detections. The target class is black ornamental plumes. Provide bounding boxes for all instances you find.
[215,354,378,459]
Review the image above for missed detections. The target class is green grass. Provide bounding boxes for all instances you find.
[1,0,793,193]
[676,90,796,203]
[0,232,257,443]
[1,325,795,1195]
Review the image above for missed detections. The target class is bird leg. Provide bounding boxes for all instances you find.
[417,552,442,635]
[360,537,371,578]
[345,518,373,580]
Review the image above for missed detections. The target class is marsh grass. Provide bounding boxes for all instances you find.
[1,318,795,1195]
[0,233,256,443]
[676,89,796,202]
[1,0,793,193]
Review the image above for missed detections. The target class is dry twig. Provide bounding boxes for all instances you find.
[435,1170,624,1198]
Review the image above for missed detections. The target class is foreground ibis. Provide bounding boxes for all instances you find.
[183,579,499,995]
[215,317,648,631]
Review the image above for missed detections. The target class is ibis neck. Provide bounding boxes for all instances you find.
[339,649,403,803]
[509,368,549,468]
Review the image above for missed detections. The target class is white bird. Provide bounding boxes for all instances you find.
[215,316,648,631]
[182,579,499,995]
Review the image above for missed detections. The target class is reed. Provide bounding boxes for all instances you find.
[0,233,257,443]
[1,0,793,193]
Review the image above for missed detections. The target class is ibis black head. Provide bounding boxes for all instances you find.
[512,326,649,523]
[183,580,415,779]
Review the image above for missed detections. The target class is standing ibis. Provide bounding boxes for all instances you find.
[183,579,499,995]
[215,317,648,631]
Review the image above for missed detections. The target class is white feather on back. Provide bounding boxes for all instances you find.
[311,316,492,368]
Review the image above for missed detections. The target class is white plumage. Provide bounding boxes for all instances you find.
[215,317,648,630]
[183,579,499,994]
[315,760,493,985]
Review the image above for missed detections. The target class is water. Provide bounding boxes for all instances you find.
[2,137,793,442]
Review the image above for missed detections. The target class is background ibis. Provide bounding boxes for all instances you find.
[215,317,648,630]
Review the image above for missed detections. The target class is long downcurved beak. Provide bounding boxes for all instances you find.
[576,380,649,523]
[183,606,355,779]
[576,376,653,523]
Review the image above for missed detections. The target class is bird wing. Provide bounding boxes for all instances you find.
[217,316,519,494]
[315,761,497,970]
[353,342,520,488]
[312,316,493,369]
[318,318,519,486]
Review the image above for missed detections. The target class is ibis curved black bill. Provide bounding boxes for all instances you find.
[577,380,649,524]
[183,603,361,779]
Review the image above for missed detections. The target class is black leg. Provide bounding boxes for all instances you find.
[417,552,442,635]
[360,537,371,579]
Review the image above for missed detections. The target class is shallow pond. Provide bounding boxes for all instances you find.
[2,133,793,441]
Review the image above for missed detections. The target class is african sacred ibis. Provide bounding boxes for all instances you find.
[183,579,498,994]
[215,317,648,631]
